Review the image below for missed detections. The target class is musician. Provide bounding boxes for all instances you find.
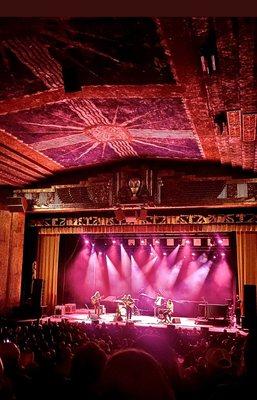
[201,296,208,319]
[91,291,102,317]
[235,294,242,326]
[121,294,135,320]
[113,306,123,322]
[163,299,174,323]
[154,293,164,318]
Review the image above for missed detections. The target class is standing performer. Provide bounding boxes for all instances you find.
[235,294,242,326]
[91,291,102,317]
[121,294,135,321]
[163,299,174,323]
[154,292,164,318]
[201,296,208,319]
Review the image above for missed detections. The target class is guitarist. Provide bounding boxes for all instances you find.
[163,299,174,323]
[121,294,135,320]
[154,292,164,318]
[91,291,102,317]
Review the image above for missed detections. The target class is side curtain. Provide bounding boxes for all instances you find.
[37,234,60,309]
[236,232,257,303]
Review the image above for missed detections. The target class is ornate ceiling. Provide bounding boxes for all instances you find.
[1,17,257,186]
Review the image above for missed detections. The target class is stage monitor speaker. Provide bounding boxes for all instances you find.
[7,197,28,212]
[242,284,257,330]
[31,279,44,309]
[172,318,181,324]
[200,326,209,333]
[90,313,99,321]
[62,63,81,93]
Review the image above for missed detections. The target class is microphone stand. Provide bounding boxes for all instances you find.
[84,303,91,320]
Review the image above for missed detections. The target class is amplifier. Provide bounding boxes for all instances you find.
[64,303,76,314]
[54,305,65,316]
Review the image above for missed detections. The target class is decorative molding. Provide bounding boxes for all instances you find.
[29,213,257,229]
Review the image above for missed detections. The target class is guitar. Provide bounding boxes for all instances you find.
[91,295,103,306]
[154,296,164,307]
[122,298,135,309]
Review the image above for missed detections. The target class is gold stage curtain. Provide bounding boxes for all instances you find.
[37,234,60,310]
[236,232,257,302]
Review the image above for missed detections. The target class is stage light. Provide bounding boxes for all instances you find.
[99,251,102,255]
[163,252,167,256]
[217,239,223,245]
[114,208,125,221]
[140,239,147,246]
[191,252,196,256]
[138,207,148,220]
[207,238,215,246]
[185,239,191,245]
[154,239,160,245]
[166,238,174,246]
[221,252,225,257]
[213,255,217,259]
[193,238,201,246]
[112,239,117,244]
[84,239,90,245]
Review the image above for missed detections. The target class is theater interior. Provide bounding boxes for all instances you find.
[0,17,257,400]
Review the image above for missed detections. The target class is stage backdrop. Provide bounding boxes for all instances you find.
[57,234,236,309]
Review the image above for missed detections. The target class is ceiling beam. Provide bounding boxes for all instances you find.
[0,130,62,172]
[157,18,220,161]
[0,84,183,115]
[0,157,44,181]
[0,145,49,177]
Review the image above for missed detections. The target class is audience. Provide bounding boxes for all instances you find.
[0,318,249,400]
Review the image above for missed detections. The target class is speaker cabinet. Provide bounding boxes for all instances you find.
[7,197,28,212]
[242,284,257,330]
[172,317,181,324]
[31,279,44,309]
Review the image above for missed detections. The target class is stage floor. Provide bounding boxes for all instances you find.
[45,311,246,335]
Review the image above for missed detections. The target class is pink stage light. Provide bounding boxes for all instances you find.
[84,239,90,244]
[217,239,223,245]
[193,238,201,246]
[99,251,102,255]
[166,238,174,246]
[163,252,167,256]
[221,252,225,257]
[182,239,191,245]
[112,239,117,244]
[154,239,160,245]
[141,239,147,246]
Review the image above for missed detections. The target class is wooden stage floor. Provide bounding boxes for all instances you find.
[44,309,247,335]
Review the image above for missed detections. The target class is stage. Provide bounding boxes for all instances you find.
[44,309,246,335]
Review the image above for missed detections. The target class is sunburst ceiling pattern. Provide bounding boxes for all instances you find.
[0,97,202,168]
[1,17,257,186]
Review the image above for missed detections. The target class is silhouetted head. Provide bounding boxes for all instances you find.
[101,348,174,400]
